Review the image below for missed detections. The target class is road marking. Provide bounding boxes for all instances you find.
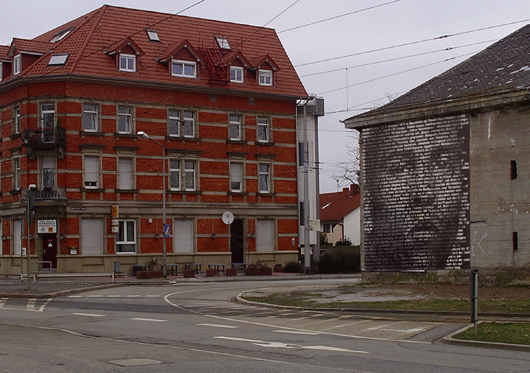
[214,336,368,354]
[72,312,106,317]
[126,295,141,298]
[68,295,82,298]
[107,295,122,298]
[27,299,36,310]
[274,330,320,336]
[87,295,103,298]
[146,295,160,298]
[131,318,167,323]
[197,323,239,329]
[37,299,52,312]
[0,298,7,308]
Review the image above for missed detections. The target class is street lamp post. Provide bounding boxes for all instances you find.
[137,131,167,278]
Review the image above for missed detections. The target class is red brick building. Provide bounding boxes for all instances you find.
[0,6,308,275]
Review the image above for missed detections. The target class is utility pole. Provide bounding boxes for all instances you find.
[303,99,311,274]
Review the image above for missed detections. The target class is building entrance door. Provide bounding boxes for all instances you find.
[230,219,244,263]
[42,234,57,269]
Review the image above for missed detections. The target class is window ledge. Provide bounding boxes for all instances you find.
[168,190,203,195]
[9,133,21,140]
[227,140,247,145]
[258,192,276,197]
[165,136,201,142]
[115,189,139,193]
[80,131,104,136]
[81,188,104,192]
[228,191,248,196]
[114,133,137,138]
[256,141,275,146]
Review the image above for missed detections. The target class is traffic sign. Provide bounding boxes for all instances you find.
[163,223,170,238]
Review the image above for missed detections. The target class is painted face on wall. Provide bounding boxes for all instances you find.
[362,117,470,271]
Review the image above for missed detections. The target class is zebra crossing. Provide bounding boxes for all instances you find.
[0,297,51,312]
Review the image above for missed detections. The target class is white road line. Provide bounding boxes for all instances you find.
[68,295,82,298]
[107,295,122,298]
[0,298,7,308]
[145,295,160,298]
[27,299,36,310]
[87,295,103,298]
[37,299,52,312]
[126,295,141,298]
[197,323,239,329]
[274,330,320,336]
[72,312,106,317]
[131,318,167,323]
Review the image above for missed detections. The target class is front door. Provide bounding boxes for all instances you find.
[230,219,244,263]
[42,234,57,269]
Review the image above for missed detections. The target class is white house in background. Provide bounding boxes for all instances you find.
[320,184,361,246]
[297,97,324,257]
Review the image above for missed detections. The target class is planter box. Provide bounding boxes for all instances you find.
[183,269,195,278]
[136,271,163,279]
[225,268,237,276]
[206,268,218,277]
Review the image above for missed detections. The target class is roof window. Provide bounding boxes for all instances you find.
[48,54,69,66]
[215,36,230,50]
[50,27,73,43]
[146,30,160,42]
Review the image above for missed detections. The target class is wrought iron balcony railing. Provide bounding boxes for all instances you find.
[22,127,66,149]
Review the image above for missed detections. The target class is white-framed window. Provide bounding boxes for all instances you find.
[118,157,134,190]
[257,117,270,142]
[41,103,55,128]
[119,54,136,72]
[117,220,136,253]
[168,109,180,137]
[13,219,22,255]
[173,219,194,253]
[83,103,98,132]
[13,157,20,190]
[183,111,195,137]
[171,60,196,78]
[118,106,132,133]
[81,219,104,255]
[230,66,244,83]
[258,164,271,193]
[259,69,273,86]
[257,219,274,252]
[14,106,20,134]
[146,29,160,42]
[13,55,21,75]
[169,159,197,191]
[229,114,241,140]
[42,156,55,188]
[84,156,99,189]
[48,54,69,66]
[230,162,243,192]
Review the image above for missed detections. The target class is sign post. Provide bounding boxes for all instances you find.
[470,269,479,335]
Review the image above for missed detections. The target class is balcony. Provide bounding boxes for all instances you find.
[23,187,67,202]
[22,127,66,156]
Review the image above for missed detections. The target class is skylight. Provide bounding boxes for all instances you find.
[50,28,73,43]
[48,54,69,66]
[215,36,230,50]
[146,30,160,42]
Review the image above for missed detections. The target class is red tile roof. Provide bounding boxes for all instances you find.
[320,185,360,222]
[3,5,307,98]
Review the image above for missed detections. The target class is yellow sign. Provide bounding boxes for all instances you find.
[111,205,119,218]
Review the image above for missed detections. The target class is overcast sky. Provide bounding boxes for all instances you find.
[3,0,530,193]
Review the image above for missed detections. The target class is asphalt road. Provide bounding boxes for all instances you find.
[1,279,530,372]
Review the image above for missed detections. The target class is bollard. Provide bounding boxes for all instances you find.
[470,269,479,335]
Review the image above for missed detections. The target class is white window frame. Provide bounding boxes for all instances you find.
[13,55,21,75]
[84,156,99,189]
[169,159,181,191]
[116,219,136,253]
[14,106,20,134]
[117,106,132,134]
[169,159,197,191]
[83,103,98,132]
[42,156,55,188]
[230,162,243,192]
[118,157,134,190]
[259,69,273,86]
[182,111,195,138]
[13,157,20,190]
[257,117,270,142]
[230,66,244,83]
[171,60,196,78]
[168,109,180,137]
[258,163,271,193]
[184,160,196,191]
[41,103,55,129]
[229,114,241,140]
[119,53,136,72]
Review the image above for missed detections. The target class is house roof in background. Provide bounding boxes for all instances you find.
[0,5,306,98]
[320,185,360,222]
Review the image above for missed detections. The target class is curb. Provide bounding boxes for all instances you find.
[442,323,530,352]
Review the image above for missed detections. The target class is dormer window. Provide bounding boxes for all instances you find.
[259,69,273,86]
[146,30,160,42]
[13,55,21,75]
[230,66,244,83]
[119,54,136,72]
[171,60,196,78]
[215,36,230,50]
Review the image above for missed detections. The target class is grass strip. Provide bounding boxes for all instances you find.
[454,322,530,345]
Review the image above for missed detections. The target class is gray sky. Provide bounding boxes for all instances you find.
[3,0,530,193]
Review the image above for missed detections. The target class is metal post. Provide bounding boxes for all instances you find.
[470,269,479,335]
[303,100,311,274]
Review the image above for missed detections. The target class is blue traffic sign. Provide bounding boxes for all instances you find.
[163,224,170,238]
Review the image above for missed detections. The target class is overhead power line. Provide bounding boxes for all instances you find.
[295,18,530,68]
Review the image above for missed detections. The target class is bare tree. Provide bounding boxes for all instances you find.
[332,130,360,187]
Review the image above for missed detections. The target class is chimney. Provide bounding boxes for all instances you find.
[350,184,359,195]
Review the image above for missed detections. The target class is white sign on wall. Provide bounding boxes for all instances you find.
[38,220,57,234]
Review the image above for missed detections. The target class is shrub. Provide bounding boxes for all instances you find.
[284,261,301,273]
[244,262,273,276]
[316,246,360,274]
